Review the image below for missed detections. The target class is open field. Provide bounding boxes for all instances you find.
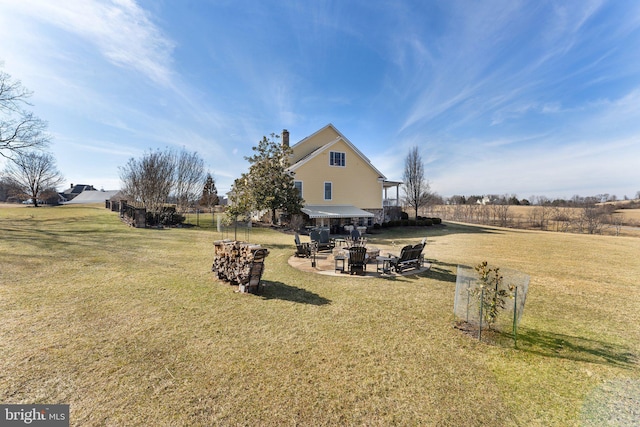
[507,205,640,227]
[425,204,640,238]
[1,205,639,426]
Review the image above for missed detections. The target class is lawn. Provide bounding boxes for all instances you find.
[1,205,639,426]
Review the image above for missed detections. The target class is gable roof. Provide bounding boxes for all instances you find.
[64,190,121,204]
[62,184,96,196]
[288,124,387,179]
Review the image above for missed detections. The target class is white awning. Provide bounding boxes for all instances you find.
[301,205,375,219]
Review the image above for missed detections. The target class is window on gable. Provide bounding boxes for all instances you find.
[324,182,332,200]
[329,151,346,167]
[294,181,303,198]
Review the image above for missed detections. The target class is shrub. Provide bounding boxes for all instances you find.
[473,261,514,331]
[400,211,409,220]
[146,206,186,227]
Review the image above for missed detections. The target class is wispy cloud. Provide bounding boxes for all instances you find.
[4,0,175,86]
[1,1,638,197]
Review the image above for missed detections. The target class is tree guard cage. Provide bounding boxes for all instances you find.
[454,264,530,345]
[216,217,252,242]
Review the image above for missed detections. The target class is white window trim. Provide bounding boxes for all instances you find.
[324,181,332,201]
[329,151,346,167]
[294,180,303,198]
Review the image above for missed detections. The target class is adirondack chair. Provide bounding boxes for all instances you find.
[310,229,335,251]
[389,243,424,273]
[294,233,311,258]
[348,246,368,275]
[320,229,335,250]
[345,236,367,247]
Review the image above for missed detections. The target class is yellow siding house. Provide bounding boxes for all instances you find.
[285,124,400,231]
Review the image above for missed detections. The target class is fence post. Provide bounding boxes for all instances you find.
[478,287,484,341]
[513,286,518,348]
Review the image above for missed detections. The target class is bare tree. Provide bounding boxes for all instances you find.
[2,151,64,207]
[528,205,552,230]
[608,211,624,236]
[402,146,432,219]
[119,149,175,218]
[119,148,207,223]
[491,203,511,227]
[0,176,21,202]
[1,69,50,159]
[173,148,205,214]
[581,203,609,234]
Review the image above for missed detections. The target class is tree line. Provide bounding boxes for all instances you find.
[3,63,636,236]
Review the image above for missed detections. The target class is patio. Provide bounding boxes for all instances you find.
[288,245,432,278]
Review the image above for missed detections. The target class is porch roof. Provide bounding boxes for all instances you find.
[301,205,375,219]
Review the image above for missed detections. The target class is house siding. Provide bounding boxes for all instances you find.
[290,126,342,164]
[291,139,382,209]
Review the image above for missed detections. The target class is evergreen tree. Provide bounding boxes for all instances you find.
[228,133,303,224]
[200,173,219,211]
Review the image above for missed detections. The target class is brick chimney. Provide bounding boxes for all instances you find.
[282,129,289,148]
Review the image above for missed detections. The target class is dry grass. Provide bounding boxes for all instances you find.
[430,204,640,237]
[1,205,639,426]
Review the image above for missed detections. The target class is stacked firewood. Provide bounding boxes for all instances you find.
[212,240,268,290]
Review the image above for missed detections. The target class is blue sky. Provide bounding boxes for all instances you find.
[1,0,639,200]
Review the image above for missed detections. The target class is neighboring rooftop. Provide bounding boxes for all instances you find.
[64,190,121,204]
[61,184,121,204]
[61,184,96,198]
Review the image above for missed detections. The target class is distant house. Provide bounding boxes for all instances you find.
[60,184,97,202]
[60,184,120,204]
[286,124,401,231]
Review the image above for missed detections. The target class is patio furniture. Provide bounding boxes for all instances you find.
[345,236,367,247]
[294,233,311,258]
[334,254,347,273]
[376,255,394,274]
[334,238,347,247]
[388,243,424,273]
[348,246,368,275]
[310,229,335,252]
[366,247,380,263]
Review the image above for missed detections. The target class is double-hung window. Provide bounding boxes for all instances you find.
[329,151,346,167]
[324,182,332,201]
